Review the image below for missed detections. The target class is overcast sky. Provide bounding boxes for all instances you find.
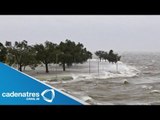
[0,15,160,52]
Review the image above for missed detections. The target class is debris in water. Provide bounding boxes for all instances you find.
[123,79,129,84]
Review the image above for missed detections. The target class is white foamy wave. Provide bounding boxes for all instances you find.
[44,61,140,84]
[150,90,160,94]
[93,62,140,79]
[62,74,90,83]
[81,96,93,102]
[63,62,140,83]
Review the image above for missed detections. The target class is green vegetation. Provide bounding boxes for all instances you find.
[95,50,121,63]
[95,50,121,71]
[57,39,92,71]
[5,40,39,71]
[34,41,57,73]
[0,39,121,73]
[95,50,105,62]
[0,42,7,63]
[0,39,92,73]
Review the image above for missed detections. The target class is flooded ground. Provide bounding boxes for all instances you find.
[24,52,160,105]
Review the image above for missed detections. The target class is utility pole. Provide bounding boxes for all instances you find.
[89,58,90,74]
[116,56,118,73]
[98,59,99,76]
[56,54,58,80]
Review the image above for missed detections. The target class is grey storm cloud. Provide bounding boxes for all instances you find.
[0,15,160,52]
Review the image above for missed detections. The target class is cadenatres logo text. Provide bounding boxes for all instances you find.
[1,89,55,103]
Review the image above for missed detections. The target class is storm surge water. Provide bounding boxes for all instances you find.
[70,61,139,82]
[44,60,139,84]
[28,52,160,105]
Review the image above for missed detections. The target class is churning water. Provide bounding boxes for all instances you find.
[28,52,160,105]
